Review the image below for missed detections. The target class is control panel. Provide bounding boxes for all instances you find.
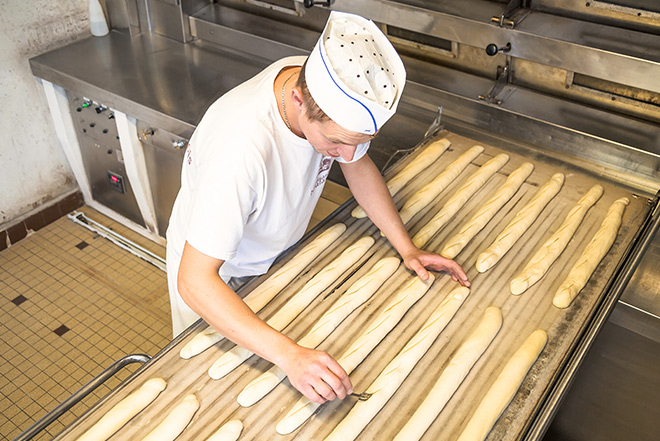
[67,93,145,227]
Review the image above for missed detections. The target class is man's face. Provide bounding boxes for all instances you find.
[300,114,374,162]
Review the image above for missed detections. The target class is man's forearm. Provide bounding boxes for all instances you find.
[340,156,417,256]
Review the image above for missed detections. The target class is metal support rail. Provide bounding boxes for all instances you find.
[522,194,660,440]
[68,211,166,272]
[13,354,151,441]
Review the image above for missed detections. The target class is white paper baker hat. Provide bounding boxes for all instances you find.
[305,11,406,135]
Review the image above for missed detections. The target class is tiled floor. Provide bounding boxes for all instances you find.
[0,182,351,441]
[0,207,171,441]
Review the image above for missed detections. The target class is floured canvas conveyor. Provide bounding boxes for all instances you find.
[54,130,651,441]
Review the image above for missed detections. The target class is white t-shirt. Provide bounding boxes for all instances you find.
[167,56,369,281]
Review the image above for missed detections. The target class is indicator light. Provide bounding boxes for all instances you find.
[108,171,125,194]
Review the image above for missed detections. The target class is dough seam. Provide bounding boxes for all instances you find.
[275,274,436,435]
[441,163,534,259]
[208,236,375,380]
[352,138,451,218]
[509,184,603,295]
[323,287,469,441]
[476,173,564,273]
[553,197,629,308]
[413,153,510,248]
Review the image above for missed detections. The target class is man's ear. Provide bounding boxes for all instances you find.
[291,87,305,112]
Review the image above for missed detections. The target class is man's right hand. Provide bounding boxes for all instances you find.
[279,344,353,404]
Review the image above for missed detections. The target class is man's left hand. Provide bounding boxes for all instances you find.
[402,249,470,287]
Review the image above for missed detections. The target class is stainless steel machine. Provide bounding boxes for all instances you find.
[28,1,660,440]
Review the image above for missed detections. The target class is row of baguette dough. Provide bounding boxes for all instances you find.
[359,138,628,307]
[77,292,546,441]
[83,139,627,440]
[76,378,243,441]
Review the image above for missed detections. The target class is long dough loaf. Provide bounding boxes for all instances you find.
[208,236,375,380]
[393,306,502,441]
[510,184,603,295]
[442,163,534,259]
[456,329,548,441]
[237,257,401,407]
[77,378,167,441]
[140,394,199,441]
[352,138,451,218]
[323,287,469,441]
[205,420,243,441]
[413,153,510,248]
[397,145,484,226]
[276,274,435,435]
[180,223,347,359]
[553,197,629,308]
[476,173,564,273]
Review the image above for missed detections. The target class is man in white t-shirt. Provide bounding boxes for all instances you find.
[166,11,470,405]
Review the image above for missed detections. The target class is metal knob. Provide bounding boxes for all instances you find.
[172,140,187,150]
[303,0,333,7]
[485,42,511,56]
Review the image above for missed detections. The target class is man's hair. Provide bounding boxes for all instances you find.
[296,61,330,123]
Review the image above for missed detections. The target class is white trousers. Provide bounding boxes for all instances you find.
[165,243,201,338]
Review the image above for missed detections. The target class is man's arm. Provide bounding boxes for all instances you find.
[177,241,353,403]
[340,155,470,286]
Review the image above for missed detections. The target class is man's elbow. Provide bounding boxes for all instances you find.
[177,269,198,306]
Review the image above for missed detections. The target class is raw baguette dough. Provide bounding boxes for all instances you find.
[456,329,547,441]
[553,197,629,308]
[276,274,435,435]
[510,185,603,295]
[237,257,401,407]
[393,306,502,441]
[352,138,451,218]
[323,287,469,441]
[208,236,375,380]
[180,223,347,359]
[205,420,243,441]
[413,153,510,248]
[77,377,166,441]
[476,173,564,273]
[140,394,199,441]
[442,163,534,259]
[398,145,485,226]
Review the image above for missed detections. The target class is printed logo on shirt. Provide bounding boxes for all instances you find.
[311,157,333,195]
[185,145,193,165]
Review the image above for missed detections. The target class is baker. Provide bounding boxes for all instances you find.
[166,11,470,406]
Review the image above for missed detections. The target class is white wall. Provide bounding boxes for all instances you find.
[0,0,91,226]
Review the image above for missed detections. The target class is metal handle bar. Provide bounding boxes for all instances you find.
[13,353,151,441]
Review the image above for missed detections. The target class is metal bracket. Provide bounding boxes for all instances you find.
[302,0,334,8]
[380,107,444,174]
[491,0,531,29]
[424,106,444,140]
[479,62,512,105]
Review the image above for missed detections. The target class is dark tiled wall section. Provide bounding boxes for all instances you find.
[0,192,83,252]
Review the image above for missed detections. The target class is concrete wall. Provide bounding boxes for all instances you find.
[0,0,91,227]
